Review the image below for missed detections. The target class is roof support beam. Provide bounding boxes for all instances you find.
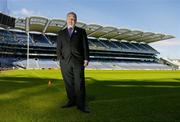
[98,29,118,39]
[121,32,143,40]
[144,34,165,42]
[111,30,131,40]
[133,33,155,42]
[43,19,51,34]
[87,26,103,36]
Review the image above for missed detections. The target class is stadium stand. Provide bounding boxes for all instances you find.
[169,59,180,69]
[0,16,176,70]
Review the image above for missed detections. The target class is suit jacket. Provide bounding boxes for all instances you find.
[56,26,89,64]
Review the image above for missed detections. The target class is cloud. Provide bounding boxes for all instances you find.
[11,8,42,17]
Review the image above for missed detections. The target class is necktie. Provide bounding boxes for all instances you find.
[68,27,73,37]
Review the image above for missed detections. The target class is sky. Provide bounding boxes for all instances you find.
[1,0,180,59]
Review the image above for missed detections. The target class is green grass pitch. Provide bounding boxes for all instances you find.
[0,69,180,122]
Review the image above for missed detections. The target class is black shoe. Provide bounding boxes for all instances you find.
[77,106,90,113]
[61,102,76,108]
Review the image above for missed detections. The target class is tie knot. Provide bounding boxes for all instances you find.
[69,27,73,31]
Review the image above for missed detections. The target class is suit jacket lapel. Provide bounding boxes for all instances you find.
[63,27,71,42]
[63,26,77,43]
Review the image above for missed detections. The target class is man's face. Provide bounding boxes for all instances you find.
[66,14,76,27]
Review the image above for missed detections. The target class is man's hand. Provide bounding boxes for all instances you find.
[84,60,89,67]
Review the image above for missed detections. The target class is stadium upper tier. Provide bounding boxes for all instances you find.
[14,16,175,43]
[0,28,159,54]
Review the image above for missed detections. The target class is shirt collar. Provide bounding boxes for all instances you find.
[67,25,75,29]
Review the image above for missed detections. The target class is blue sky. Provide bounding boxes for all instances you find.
[2,0,180,59]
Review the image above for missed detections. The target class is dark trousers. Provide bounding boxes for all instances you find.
[60,56,86,109]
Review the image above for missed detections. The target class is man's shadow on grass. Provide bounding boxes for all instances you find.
[1,76,180,104]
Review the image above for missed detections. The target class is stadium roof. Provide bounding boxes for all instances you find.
[15,16,175,43]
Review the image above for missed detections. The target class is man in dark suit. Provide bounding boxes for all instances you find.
[57,12,90,113]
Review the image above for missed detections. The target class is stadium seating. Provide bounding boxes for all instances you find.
[45,35,57,46]
[38,59,59,69]
[11,31,33,45]
[86,60,172,70]
[0,28,172,70]
[0,29,34,45]
[0,29,16,44]
[30,33,51,47]
[13,59,38,69]
[88,39,107,49]
[12,58,172,70]
[99,39,119,49]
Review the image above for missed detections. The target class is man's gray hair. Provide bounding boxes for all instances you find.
[67,12,77,21]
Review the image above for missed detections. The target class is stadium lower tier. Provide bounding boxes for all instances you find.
[9,58,171,70]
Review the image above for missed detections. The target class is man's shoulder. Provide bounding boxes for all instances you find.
[58,28,66,35]
[75,26,85,32]
[57,26,85,34]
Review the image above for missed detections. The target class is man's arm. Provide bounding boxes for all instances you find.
[56,31,63,60]
[82,29,90,67]
[82,29,89,61]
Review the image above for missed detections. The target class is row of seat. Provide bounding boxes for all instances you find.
[0,29,158,54]
[12,58,172,70]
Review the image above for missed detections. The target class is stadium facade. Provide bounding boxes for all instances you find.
[0,16,177,70]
